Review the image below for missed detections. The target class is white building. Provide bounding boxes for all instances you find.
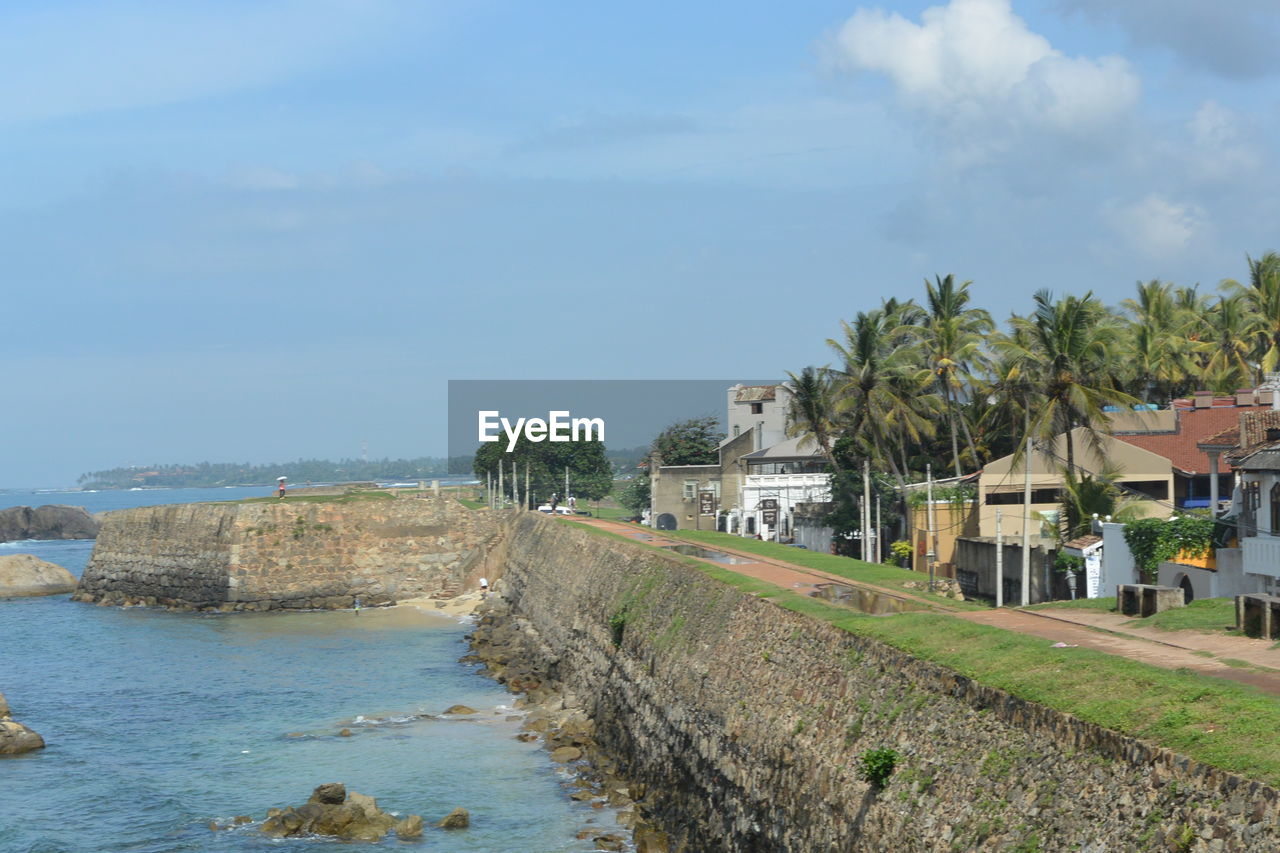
[730,436,831,542]
[1228,444,1280,597]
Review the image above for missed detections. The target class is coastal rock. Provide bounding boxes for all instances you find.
[0,554,78,599]
[0,716,45,755]
[0,505,98,543]
[0,691,46,755]
[260,784,410,841]
[442,704,476,715]
[394,814,424,838]
[436,807,470,828]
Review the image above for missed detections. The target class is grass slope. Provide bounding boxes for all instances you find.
[570,520,1280,787]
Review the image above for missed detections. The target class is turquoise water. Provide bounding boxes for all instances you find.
[0,489,618,852]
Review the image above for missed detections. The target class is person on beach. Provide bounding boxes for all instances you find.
[479,577,489,597]
[277,476,287,499]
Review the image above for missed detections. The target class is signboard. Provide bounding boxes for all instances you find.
[759,498,778,527]
[698,491,716,517]
[1085,554,1102,599]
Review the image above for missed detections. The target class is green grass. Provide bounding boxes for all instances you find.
[457,498,487,510]
[1031,596,1118,613]
[665,529,990,611]
[590,504,637,521]
[566,519,1280,787]
[1133,599,1239,634]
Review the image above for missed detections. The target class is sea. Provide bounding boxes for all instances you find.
[0,487,624,852]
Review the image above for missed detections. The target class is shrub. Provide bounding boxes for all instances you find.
[858,747,899,787]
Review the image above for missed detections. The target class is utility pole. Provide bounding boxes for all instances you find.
[926,463,937,591]
[512,460,519,510]
[876,497,882,564]
[863,459,872,562]
[1021,407,1032,606]
[564,466,569,506]
[498,464,504,510]
[525,462,530,512]
[995,508,1003,608]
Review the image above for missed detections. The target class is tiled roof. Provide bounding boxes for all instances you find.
[1063,534,1102,551]
[734,385,778,403]
[1113,405,1269,474]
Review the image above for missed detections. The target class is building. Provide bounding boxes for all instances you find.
[649,383,832,542]
[1112,390,1279,512]
[975,426,1174,539]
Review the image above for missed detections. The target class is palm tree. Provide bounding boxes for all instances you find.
[1199,292,1262,393]
[1223,251,1280,383]
[1118,279,1199,403]
[919,274,992,477]
[785,366,840,471]
[826,307,936,488]
[999,290,1138,476]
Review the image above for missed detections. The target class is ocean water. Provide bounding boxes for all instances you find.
[0,488,619,852]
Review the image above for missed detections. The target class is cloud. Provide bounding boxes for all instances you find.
[1185,101,1264,185]
[1058,0,1280,79]
[823,0,1139,149]
[1100,194,1207,258]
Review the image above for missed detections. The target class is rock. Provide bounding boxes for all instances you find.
[310,783,347,804]
[0,716,45,754]
[551,746,582,763]
[0,505,98,543]
[395,814,424,838]
[436,806,470,829]
[0,691,9,718]
[635,826,672,853]
[593,834,626,851]
[338,728,352,737]
[0,555,77,599]
[443,704,477,715]
[261,785,402,841]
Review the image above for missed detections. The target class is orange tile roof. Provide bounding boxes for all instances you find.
[1113,405,1268,474]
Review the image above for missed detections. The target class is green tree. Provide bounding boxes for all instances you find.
[650,416,724,466]
[919,273,992,476]
[785,365,841,470]
[1000,290,1137,476]
[1223,251,1280,383]
[474,437,613,505]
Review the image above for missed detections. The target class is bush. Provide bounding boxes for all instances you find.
[858,747,899,787]
[889,540,913,567]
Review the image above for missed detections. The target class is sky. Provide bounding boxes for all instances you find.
[2,0,1278,487]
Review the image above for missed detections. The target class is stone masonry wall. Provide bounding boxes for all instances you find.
[495,513,1280,852]
[74,496,504,611]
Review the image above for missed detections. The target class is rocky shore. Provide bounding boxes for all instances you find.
[465,597,669,853]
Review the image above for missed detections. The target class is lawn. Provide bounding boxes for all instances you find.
[666,529,990,611]
[571,520,1280,787]
[1033,596,1241,635]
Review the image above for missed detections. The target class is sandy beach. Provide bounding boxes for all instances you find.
[397,589,487,618]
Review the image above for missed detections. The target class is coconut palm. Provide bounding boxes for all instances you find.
[919,274,992,477]
[826,307,936,488]
[785,365,841,470]
[1118,279,1200,403]
[1198,291,1263,393]
[999,290,1138,476]
[1223,251,1280,383]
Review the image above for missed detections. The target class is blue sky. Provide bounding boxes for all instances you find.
[3,0,1278,486]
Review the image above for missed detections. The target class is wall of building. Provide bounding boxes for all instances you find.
[908,501,978,575]
[953,537,1057,603]
[494,513,1280,850]
[73,496,503,610]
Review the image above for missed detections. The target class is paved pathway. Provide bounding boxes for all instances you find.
[572,517,1280,696]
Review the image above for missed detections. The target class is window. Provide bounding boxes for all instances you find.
[1119,480,1169,501]
[733,425,740,437]
[683,480,698,500]
[1270,483,1280,537]
[750,402,763,414]
[984,488,1060,505]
